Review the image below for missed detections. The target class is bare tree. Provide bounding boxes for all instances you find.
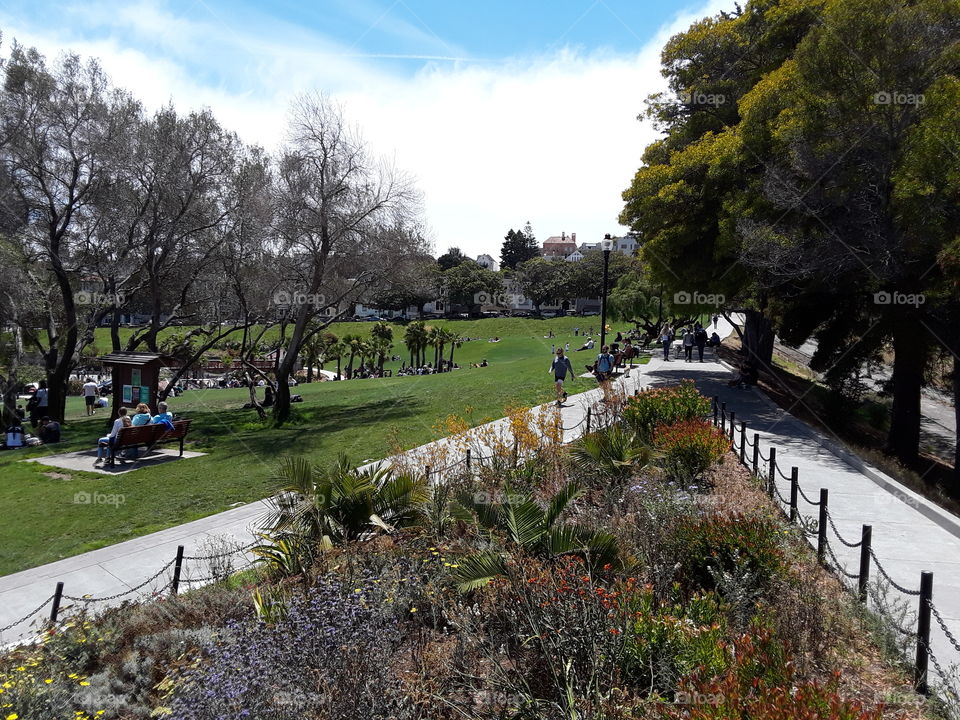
[1,47,140,420]
[270,92,422,422]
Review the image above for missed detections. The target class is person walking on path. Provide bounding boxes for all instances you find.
[592,344,615,403]
[660,325,672,361]
[550,348,574,406]
[694,324,708,362]
[82,377,98,416]
[682,328,695,362]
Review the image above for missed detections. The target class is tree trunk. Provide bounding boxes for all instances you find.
[740,309,774,370]
[336,356,341,380]
[886,320,925,466]
[953,355,959,487]
[449,343,455,370]
[110,305,122,353]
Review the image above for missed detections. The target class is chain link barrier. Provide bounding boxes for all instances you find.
[824,540,860,580]
[62,559,177,604]
[795,481,821,506]
[868,548,922,597]
[182,540,258,562]
[929,601,960,655]
[0,594,56,633]
[825,511,863,548]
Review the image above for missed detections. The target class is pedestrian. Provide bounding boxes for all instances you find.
[694,324,708,362]
[660,325,672,362]
[712,314,719,328]
[593,345,615,403]
[550,348,574,406]
[82,377,98,416]
[683,328,694,362]
[28,380,49,428]
[565,342,570,352]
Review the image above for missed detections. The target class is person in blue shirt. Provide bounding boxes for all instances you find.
[151,401,173,424]
[593,345,615,403]
[131,403,153,426]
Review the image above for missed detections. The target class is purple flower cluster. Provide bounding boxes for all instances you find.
[169,573,414,720]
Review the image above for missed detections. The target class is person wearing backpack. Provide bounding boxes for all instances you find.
[550,348,574,406]
[593,345,615,402]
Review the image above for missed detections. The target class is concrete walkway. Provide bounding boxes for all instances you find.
[641,355,960,693]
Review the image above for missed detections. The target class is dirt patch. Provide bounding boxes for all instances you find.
[43,471,73,481]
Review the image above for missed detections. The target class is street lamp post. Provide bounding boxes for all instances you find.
[599,234,612,351]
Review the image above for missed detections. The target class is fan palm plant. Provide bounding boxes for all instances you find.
[404,321,427,366]
[370,321,393,371]
[446,330,463,369]
[262,455,428,552]
[452,481,620,591]
[569,424,655,482]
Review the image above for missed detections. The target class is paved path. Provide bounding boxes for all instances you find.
[641,354,960,692]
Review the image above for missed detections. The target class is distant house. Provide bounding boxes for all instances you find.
[476,254,499,271]
[611,234,639,256]
[542,232,578,260]
[565,250,584,262]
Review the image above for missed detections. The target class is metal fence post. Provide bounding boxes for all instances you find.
[789,467,799,523]
[465,449,471,469]
[858,525,872,602]
[49,581,64,624]
[720,402,726,433]
[915,572,934,695]
[713,396,719,426]
[425,466,431,483]
[586,407,591,435]
[729,411,736,447]
[739,421,746,464]
[752,433,760,476]
[171,545,185,596]
[768,447,776,498]
[816,488,828,564]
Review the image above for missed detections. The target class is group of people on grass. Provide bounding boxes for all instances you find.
[93,401,174,465]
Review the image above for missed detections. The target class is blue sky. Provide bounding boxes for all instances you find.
[0,0,734,256]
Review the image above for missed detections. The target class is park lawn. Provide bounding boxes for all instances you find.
[0,317,649,576]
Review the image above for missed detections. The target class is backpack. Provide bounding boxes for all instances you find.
[596,353,613,373]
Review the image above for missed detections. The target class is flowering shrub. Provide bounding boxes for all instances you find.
[675,514,787,594]
[624,380,711,442]
[167,574,423,720]
[655,419,729,481]
[663,630,890,719]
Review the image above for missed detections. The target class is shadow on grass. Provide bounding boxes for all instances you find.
[183,395,428,456]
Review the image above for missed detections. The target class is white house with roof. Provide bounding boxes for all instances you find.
[476,254,499,271]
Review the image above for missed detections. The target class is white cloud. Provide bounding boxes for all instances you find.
[0,0,735,257]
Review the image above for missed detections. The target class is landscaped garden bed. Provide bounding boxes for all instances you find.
[0,382,930,719]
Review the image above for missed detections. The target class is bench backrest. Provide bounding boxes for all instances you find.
[116,419,191,444]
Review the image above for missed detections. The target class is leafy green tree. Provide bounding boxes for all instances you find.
[512,258,571,313]
[437,246,467,271]
[567,250,638,301]
[443,260,504,312]
[500,222,540,269]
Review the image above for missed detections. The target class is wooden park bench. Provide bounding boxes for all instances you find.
[106,419,192,467]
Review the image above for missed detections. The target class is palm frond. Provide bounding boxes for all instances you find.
[452,550,510,592]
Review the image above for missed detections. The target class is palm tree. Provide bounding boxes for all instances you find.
[446,330,463,371]
[343,334,364,378]
[425,325,441,367]
[262,454,429,550]
[404,321,427,367]
[570,425,656,482]
[452,481,620,591]
[371,321,393,372]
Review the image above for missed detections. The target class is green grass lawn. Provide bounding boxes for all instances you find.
[1,317,650,575]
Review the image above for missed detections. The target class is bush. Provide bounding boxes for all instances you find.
[675,514,787,595]
[663,630,888,719]
[624,380,711,442]
[655,419,729,481]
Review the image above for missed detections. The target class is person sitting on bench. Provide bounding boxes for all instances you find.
[95,407,130,465]
[151,402,173,425]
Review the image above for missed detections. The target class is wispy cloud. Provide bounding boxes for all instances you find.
[0,0,735,256]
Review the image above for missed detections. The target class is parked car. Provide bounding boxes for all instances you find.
[541,311,558,318]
